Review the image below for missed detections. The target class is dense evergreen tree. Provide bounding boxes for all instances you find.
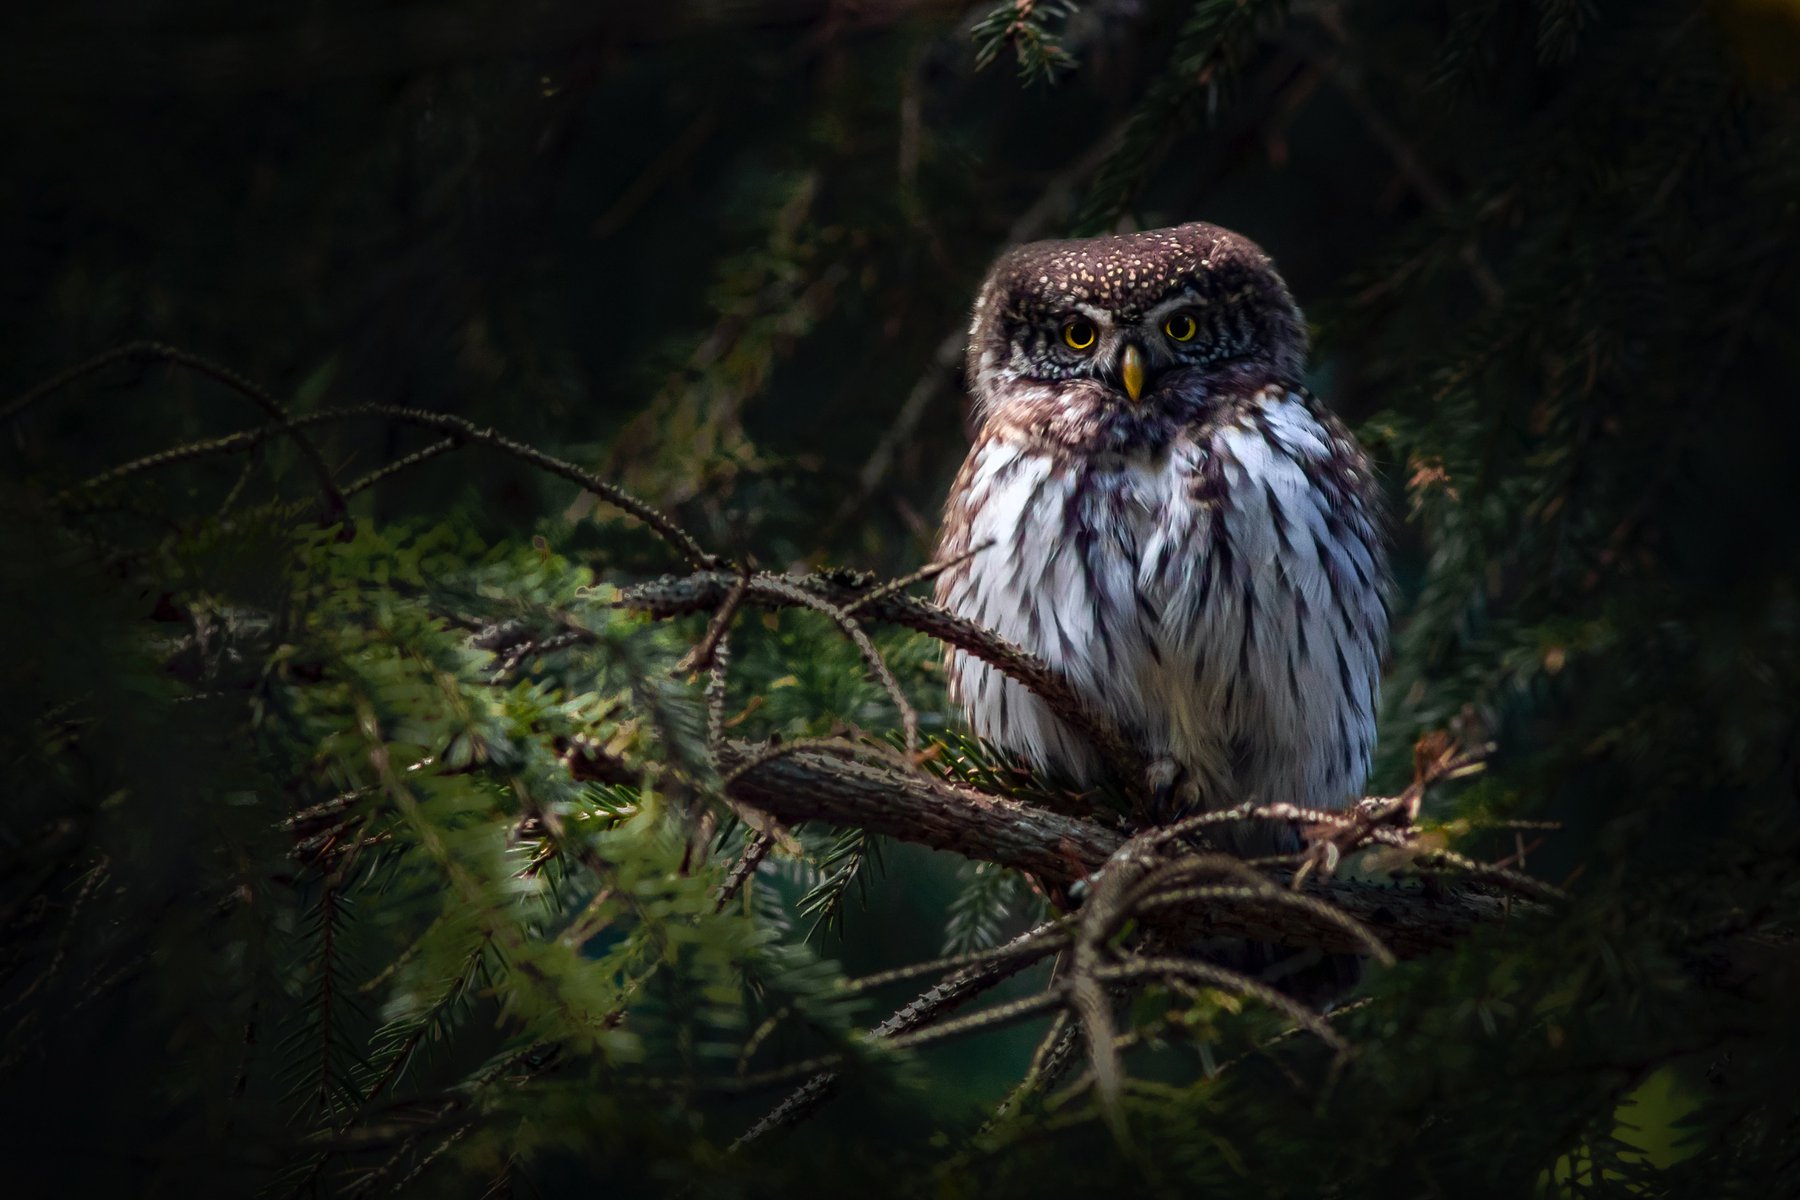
[4,2,1797,1195]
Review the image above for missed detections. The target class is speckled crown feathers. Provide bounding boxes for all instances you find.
[967,221,1308,384]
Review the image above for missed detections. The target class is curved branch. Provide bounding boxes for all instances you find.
[622,570,1148,791]
[9,341,349,525]
[50,403,716,570]
[747,575,919,759]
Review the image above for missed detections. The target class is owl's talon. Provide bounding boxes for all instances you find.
[1141,757,1188,826]
[1291,835,1343,889]
[1144,756,1180,791]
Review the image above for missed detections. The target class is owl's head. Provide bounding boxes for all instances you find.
[964,222,1307,437]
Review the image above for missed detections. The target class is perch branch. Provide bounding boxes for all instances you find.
[711,741,1538,960]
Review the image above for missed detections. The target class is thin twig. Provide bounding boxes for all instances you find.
[704,631,733,750]
[720,986,1070,1095]
[731,920,1057,1150]
[5,340,350,523]
[748,575,919,760]
[1408,849,1570,902]
[712,832,773,913]
[731,924,1070,1080]
[342,437,460,498]
[52,404,715,569]
[991,1009,1078,1123]
[620,571,1145,791]
[676,569,750,675]
[1096,957,1347,1056]
[839,540,994,616]
[833,921,1070,996]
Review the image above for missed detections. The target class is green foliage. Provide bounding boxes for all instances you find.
[1075,0,1292,235]
[1,512,880,1194]
[4,0,1799,1196]
[942,861,1043,957]
[796,827,884,942]
[972,1,1081,84]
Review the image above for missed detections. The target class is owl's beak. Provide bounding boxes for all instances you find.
[1120,343,1147,404]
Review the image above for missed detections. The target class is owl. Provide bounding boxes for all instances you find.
[933,222,1387,846]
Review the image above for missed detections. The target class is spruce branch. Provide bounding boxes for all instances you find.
[746,574,920,761]
[714,739,1538,958]
[972,1,1079,84]
[620,569,1149,794]
[732,920,1061,1150]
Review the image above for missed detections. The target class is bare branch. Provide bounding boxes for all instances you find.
[1096,956,1346,1056]
[9,341,350,525]
[838,540,993,617]
[51,403,716,569]
[342,437,460,498]
[713,832,773,913]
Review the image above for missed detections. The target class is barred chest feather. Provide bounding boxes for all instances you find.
[935,386,1386,820]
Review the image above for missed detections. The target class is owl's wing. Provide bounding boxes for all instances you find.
[929,431,989,616]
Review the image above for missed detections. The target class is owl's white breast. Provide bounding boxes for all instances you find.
[938,389,1384,814]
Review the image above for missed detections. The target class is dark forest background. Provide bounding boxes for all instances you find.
[4,1,1799,1196]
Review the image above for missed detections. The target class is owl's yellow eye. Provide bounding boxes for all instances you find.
[1061,318,1097,352]
[1163,311,1199,342]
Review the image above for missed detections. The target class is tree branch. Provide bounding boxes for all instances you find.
[620,569,1149,793]
[711,741,1533,960]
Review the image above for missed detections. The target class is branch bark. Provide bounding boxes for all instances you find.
[712,741,1530,960]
